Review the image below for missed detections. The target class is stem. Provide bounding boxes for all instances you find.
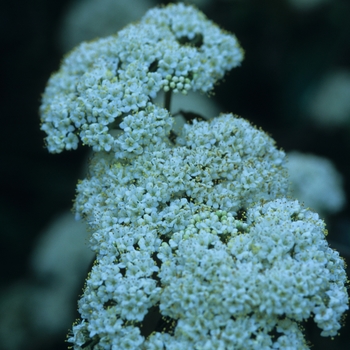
[164,89,172,111]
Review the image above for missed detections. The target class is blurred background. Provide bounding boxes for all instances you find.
[1,0,349,349]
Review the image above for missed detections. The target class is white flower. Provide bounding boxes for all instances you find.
[40,3,348,349]
[40,3,243,155]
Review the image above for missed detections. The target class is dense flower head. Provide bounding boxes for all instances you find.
[68,112,348,349]
[40,3,243,154]
[75,114,288,231]
[69,195,348,349]
[39,3,348,349]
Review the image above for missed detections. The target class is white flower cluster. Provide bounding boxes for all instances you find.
[68,112,347,349]
[158,199,348,347]
[40,3,243,154]
[286,151,346,215]
[39,3,348,350]
[69,113,292,349]
[75,115,288,231]
[70,170,348,349]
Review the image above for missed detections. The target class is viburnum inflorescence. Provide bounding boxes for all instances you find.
[40,3,348,350]
[40,2,243,155]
